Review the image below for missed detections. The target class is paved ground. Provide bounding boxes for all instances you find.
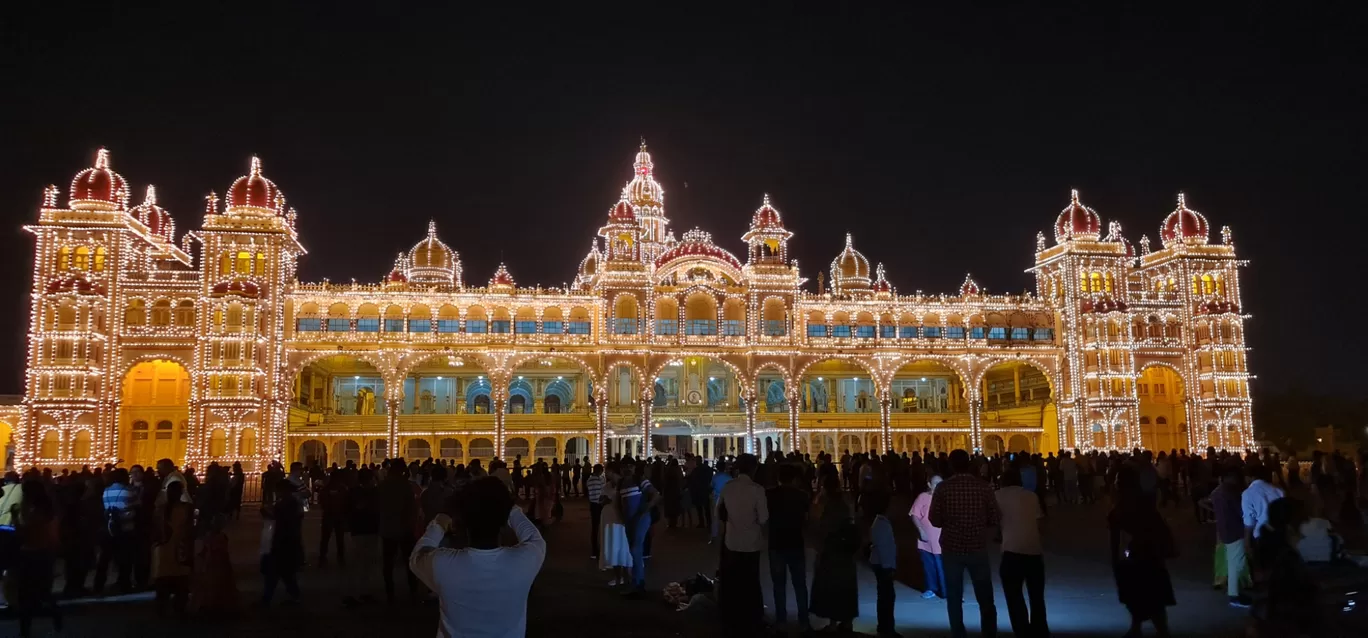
[0,491,1250,637]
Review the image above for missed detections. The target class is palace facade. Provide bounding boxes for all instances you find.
[11,146,1254,470]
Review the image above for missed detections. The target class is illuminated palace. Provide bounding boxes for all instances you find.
[11,145,1254,471]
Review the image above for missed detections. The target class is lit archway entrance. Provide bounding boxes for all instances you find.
[121,359,190,468]
[1137,364,1188,451]
[0,419,13,471]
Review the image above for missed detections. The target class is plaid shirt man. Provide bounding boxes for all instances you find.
[929,473,1000,554]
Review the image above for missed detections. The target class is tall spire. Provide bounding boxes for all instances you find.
[144,185,157,206]
[250,155,263,177]
[427,219,438,239]
[94,147,110,169]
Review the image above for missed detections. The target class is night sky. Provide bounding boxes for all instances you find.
[1,3,1363,396]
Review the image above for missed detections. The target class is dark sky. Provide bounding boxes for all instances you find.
[1,3,1363,395]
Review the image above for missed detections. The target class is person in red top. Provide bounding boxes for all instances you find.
[930,450,1000,638]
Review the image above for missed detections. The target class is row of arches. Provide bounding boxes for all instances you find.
[55,245,107,272]
[216,250,269,277]
[125,298,196,328]
[1151,272,1227,295]
[295,435,592,466]
[295,302,593,335]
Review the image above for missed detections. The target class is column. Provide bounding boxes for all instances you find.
[493,385,507,458]
[595,388,608,462]
[640,384,654,458]
[787,388,801,454]
[744,391,757,455]
[968,392,983,453]
[412,374,421,413]
[386,398,401,458]
[826,378,837,413]
[879,395,892,453]
[1012,366,1022,405]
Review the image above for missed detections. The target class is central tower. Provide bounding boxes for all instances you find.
[622,142,670,265]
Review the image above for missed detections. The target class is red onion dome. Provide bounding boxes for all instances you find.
[488,263,516,289]
[1090,296,1129,313]
[46,276,105,296]
[1160,193,1210,248]
[210,280,261,298]
[225,156,285,214]
[872,263,893,296]
[385,253,409,283]
[1198,300,1239,315]
[959,273,980,296]
[608,198,636,224]
[654,228,742,270]
[750,194,784,230]
[131,186,175,241]
[1054,189,1102,243]
[69,148,129,210]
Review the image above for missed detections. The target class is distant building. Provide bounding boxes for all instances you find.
[13,146,1252,470]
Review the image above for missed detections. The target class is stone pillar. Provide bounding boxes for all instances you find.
[640,390,654,458]
[594,387,609,462]
[386,398,401,457]
[493,387,507,458]
[826,378,837,413]
[787,387,801,454]
[741,389,756,455]
[968,394,983,453]
[879,395,892,453]
[1013,366,1022,405]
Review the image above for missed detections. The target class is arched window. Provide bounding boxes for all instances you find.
[1139,416,1151,425]
[613,295,639,335]
[150,299,172,327]
[235,251,252,274]
[1156,416,1167,425]
[763,298,787,336]
[175,300,195,327]
[209,428,227,457]
[226,304,244,332]
[72,430,92,458]
[1088,272,1102,294]
[544,395,562,413]
[74,246,91,270]
[254,252,267,276]
[218,253,232,275]
[1201,274,1215,294]
[57,246,71,270]
[93,246,106,272]
[684,292,717,336]
[473,394,491,414]
[40,431,59,459]
[405,438,432,460]
[439,438,462,460]
[239,428,257,456]
[57,302,77,331]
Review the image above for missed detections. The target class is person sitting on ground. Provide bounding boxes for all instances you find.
[410,476,546,638]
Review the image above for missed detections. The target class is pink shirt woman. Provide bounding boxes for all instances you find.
[909,477,943,554]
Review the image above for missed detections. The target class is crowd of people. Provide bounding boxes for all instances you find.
[0,443,1362,637]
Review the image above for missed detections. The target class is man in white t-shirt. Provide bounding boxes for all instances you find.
[410,476,546,638]
[995,466,1048,638]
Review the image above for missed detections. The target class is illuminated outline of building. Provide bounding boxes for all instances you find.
[13,145,1253,470]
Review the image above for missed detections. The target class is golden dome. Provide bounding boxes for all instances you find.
[831,233,871,290]
[407,220,461,285]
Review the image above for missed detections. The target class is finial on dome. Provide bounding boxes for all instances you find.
[1221,225,1232,245]
[639,137,647,151]
[427,219,438,238]
[844,233,854,248]
[1139,234,1151,255]
[1035,231,1047,252]
[144,185,157,206]
[250,156,263,177]
[42,185,59,208]
[204,191,219,215]
[1177,192,1186,208]
[1070,188,1080,203]
[763,192,771,206]
[94,147,110,169]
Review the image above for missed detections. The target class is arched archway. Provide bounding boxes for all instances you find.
[1137,363,1188,451]
[333,440,361,466]
[1008,434,1032,454]
[983,435,1005,456]
[797,358,878,414]
[121,359,191,468]
[980,359,1056,452]
[506,437,530,460]
[299,439,328,466]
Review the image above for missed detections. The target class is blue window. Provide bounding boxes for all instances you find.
[514,320,537,334]
[327,318,350,332]
[656,319,678,335]
[832,325,852,338]
[542,321,563,334]
[613,318,638,335]
[899,326,918,339]
[1033,327,1054,341]
[436,319,459,333]
[1010,327,1030,340]
[491,320,511,334]
[297,318,322,332]
[924,326,942,338]
[765,320,786,336]
[807,324,828,337]
[466,319,488,333]
[880,325,896,338]
[567,320,591,335]
[971,326,986,339]
[988,327,1007,340]
[384,318,405,332]
[722,319,743,336]
[855,325,875,338]
[357,318,379,332]
[409,319,431,333]
[946,326,965,339]
[685,319,716,336]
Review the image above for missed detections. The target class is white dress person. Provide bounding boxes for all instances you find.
[599,481,633,573]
